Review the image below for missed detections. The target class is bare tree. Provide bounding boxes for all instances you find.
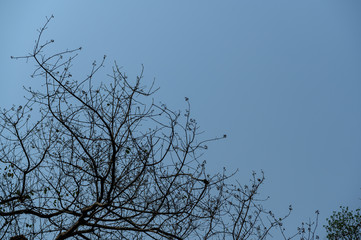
[0,16,314,240]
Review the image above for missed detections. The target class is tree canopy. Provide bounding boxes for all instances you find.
[325,206,361,240]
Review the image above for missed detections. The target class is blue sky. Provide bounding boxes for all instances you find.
[1,1,360,238]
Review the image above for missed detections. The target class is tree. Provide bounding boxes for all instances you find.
[324,206,361,240]
[1,16,312,240]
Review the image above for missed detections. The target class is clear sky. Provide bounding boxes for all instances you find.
[1,1,360,238]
